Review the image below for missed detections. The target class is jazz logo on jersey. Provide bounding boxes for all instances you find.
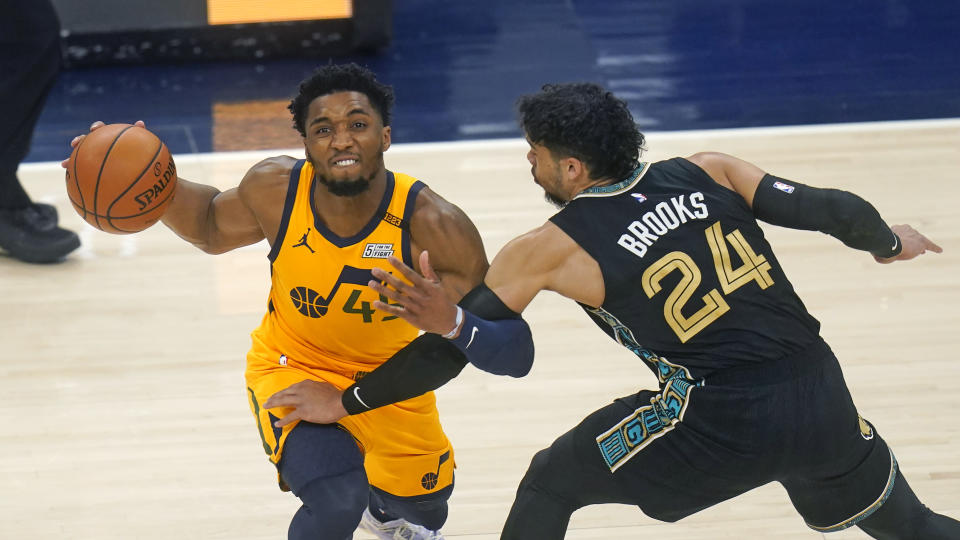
[289,266,374,318]
[773,181,795,194]
[631,193,647,203]
[362,243,394,259]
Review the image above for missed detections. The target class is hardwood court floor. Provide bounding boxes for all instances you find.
[2,120,959,539]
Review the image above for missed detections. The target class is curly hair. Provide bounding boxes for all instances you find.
[517,83,644,182]
[288,63,395,136]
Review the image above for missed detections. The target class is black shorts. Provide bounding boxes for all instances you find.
[540,338,897,532]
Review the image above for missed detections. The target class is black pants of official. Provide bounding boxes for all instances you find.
[0,0,61,208]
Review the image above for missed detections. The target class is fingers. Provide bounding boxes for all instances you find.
[90,121,105,130]
[370,267,409,293]
[922,235,943,253]
[387,255,427,284]
[135,120,145,127]
[264,388,296,409]
[372,299,406,316]
[274,410,301,428]
[369,279,405,305]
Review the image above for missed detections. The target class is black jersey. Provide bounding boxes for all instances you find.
[550,157,820,383]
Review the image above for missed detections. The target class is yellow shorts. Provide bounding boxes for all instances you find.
[245,339,455,498]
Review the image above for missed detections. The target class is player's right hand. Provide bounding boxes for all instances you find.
[60,120,145,169]
[874,224,943,264]
[264,379,348,426]
[369,251,462,337]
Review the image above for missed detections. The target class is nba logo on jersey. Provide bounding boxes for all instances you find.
[631,193,647,203]
[362,243,394,258]
[773,181,795,194]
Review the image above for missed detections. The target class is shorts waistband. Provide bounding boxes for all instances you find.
[702,337,832,387]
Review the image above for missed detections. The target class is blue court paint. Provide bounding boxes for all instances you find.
[26,0,960,162]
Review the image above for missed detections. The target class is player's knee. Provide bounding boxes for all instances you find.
[518,447,553,490]
[402,497,448,531]
[289,469,368,539]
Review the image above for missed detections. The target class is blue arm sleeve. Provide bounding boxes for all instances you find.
[447,307,534,377]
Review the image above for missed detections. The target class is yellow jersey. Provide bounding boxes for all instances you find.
[251,160,424,376]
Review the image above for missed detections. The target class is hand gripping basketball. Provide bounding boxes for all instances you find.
[63,121,178,234]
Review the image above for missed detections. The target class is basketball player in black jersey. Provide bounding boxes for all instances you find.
[282,82,958,538]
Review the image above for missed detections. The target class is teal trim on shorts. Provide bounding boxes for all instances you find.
[807,449,899,533]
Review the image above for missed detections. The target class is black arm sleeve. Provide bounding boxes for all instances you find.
[340,283,525,415]
[752,174,902,258]
[341,333,468,414]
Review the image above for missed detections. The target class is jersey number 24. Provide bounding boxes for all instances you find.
[642,221,774,342]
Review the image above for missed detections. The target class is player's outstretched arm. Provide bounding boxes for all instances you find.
[63,120,271,254]
[159,156,290,254]
[688,152,943,263]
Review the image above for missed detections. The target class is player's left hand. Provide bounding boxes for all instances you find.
[874,224,943,264]
[60,120,145,168]
[369,251,461,337]
[264,380,347,427]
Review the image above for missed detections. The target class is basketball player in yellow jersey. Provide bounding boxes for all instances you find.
[66,64,487,540]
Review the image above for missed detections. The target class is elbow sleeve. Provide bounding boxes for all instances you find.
[452,284,535,377]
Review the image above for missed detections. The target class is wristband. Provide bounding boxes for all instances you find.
[442,305,464,339]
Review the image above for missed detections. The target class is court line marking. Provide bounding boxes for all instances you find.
[21,116,960,172]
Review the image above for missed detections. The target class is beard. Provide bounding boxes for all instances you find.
[310,149,382,197]
[317,174,372,197]
[543,191,568,209]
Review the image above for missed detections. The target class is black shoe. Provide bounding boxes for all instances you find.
[0,203,81,263]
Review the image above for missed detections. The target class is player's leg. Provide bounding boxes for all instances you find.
[856,468,960,539]
[502,386,769,540]
[279,421,368,540]
[245,356,371,540]
[780,346,959,537]
[501,435,581,539]
[365,483,453,532]
[346,392,454,538]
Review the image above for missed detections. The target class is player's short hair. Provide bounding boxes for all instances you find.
[517,83,644,181]
[289,63,395,136]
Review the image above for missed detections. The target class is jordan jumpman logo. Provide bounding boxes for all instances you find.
[292,228,315,253]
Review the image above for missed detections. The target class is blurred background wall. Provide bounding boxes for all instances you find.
[23,0,960,162]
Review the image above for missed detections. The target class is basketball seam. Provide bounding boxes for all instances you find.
[105,137,165,232]
[92,125,136,231]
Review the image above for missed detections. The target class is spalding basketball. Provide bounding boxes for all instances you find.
[65,123,177,234]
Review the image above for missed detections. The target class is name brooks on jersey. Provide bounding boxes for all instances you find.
[617,192,708,258]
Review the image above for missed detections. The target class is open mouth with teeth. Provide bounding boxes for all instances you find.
[333,158,359,167]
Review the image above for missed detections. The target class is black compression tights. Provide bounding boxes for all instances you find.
[501,447,579,540]
[857,470,960,540]
[287,469,367,540]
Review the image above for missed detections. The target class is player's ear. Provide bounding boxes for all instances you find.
[381,126,391,152]
[563,157,584,182]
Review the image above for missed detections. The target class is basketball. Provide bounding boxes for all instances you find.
[65,123,177,234]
